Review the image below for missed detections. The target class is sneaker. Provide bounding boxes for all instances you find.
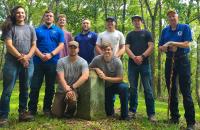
[19,111,34,122]
[129,112,136,119]
[186,124,195,130]
[168,118,179,124]
[0,119,8,127]
[148,115,157,123]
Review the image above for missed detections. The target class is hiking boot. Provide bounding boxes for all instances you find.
[129,112,136,119]
[168,118,179,124]
[186,124,195,130]
[148,115,157,123]
[119,116,131,121]
[0,119,8,127]
[19,111,34,122]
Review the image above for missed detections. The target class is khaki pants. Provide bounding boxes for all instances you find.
[51,92,78,118]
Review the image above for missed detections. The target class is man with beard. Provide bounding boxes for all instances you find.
[28,10,64,117]
[51,41,89,118]
[75,19,97,63]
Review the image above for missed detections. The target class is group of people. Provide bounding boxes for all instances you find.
[0,5,196,130]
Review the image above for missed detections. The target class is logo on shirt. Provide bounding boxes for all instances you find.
[88,34,92,38]
[177,31,183,36]
[51,30,57,34]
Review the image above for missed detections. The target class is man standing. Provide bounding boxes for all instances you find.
[159,10,195,130]
[90,43,129,120]
[75,19,97,63]
[28,10,64,116]
[51,41,89,118]
[0,5,36,126]
[57,14,73,58]
[125,15,156,122]
[96,17,125,58]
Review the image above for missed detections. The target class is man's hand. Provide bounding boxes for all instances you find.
[159,46,168,52]
[95,68,107,80]
[41,53,53,62]
[133,56,143,65]
[65,90,77,103]
[18,54,30,68]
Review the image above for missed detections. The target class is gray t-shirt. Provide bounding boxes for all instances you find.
[89,55,123,86]
[56,56,88,92]
[3,24,37,54]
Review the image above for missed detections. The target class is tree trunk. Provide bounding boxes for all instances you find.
[196,35,200,108]
[122,0,126,34]
[55,0,60,19]
[157,0,162,98]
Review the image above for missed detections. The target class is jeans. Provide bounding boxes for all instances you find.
[128,62,155,117]
[105,82,129,118]
[28,63,56,113]
[0,54,34,119]
[165,55,195,125]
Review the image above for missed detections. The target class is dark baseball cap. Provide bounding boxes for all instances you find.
[131,15,143,21]
[106,16,116,22]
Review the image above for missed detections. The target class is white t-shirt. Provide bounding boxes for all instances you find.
[97,30,125,55]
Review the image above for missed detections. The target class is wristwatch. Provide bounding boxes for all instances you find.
[141,54,146,59]
[50,52,54,57]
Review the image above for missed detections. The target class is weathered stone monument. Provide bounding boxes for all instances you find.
[76,70,106,120]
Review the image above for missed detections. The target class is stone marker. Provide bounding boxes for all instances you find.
[76,70,106,120]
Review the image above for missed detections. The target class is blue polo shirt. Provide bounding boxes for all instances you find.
[34,24,64,64]
[75,31,97,63]
[159,24,192,57]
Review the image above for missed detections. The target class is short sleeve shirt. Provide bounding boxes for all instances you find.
[34,24,65,64]
[126,30,153,65]
[2,24,37,54]
[89,55,123,86]
[75,31,97,63]
[56,56,88,92]
[97,30,125,55]
[159,24,192,57]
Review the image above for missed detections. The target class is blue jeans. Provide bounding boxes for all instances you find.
[165,55,195,125]
[105,82,129,118]
[0,54,34,119]
[28,63,56,113]
[128,62,155,117]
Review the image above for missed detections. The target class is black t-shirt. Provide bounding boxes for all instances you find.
[126,30,153,65]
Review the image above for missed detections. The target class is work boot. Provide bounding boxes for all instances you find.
[0,119,8,127]
[129,112,136,119]
[168,118,179,124]
[19,111,34,122]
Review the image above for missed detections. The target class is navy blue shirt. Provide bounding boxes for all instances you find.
[34,24,64,64]
[75,31,97,63]
[159,24,192,57]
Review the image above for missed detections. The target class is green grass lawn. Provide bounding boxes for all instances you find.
[0,82,199,130]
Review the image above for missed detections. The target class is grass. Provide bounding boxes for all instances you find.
[0,82,199,130]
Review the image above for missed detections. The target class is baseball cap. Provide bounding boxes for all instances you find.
[131,15,143,21]
[106,16,116,22]
[68,41,79,47]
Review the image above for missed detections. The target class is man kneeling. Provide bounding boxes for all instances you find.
[90,42,129,120]
[52,41,89,118]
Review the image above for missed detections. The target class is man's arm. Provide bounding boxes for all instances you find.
[125,44,135,60]
[93,68,123,83]
[42,42,64,62]
[142,42,154,57]
[95,44,103,55]
[169,41,190,48]
[72,69,89,89]
[5,39,22,58]
[57,71,72,92]
[116,44,125,58]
